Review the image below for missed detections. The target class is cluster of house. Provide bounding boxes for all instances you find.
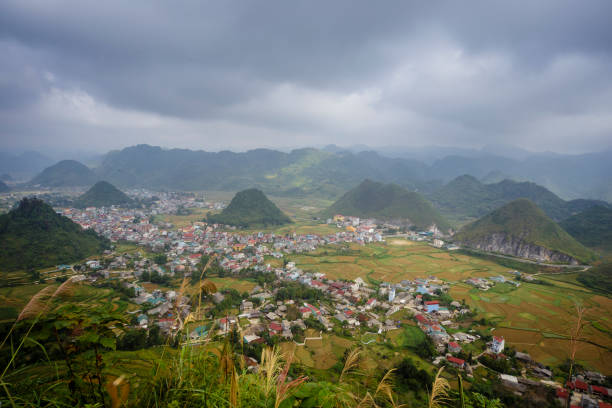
[557,373,612,408]
[507,269,536,282]
[464,273,522,291]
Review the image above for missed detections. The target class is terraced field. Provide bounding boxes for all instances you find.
[450,281,612,374]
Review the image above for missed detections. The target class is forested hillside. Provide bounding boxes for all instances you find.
[324,180,451,231]
[0,198,110,271]
[207,189,291,227]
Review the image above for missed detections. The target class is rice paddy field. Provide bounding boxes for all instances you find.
[292,239,510,283]
[0,283,133,323]
[450,280,612,374]
[156,208,211,228]
[292,239,612,374]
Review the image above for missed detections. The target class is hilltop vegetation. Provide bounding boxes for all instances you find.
[428,175,609,223]
[0,198,109,271]
[73,181,135,208]
[560,205,612,252]
[324,180,451,231]
[207,188,291,227]
[29,159,98,187]
[454,199,595,264]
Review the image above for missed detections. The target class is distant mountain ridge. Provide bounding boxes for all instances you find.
[207,188,291,227]
[453,199,595,264]
[427,175,609,223]
[74,181,135,208]
[323,180,451,232]
[26,145,612,204]
[29,160,98,187]
[83,144,432,197]
[0,181,9,193]
[0,198,109,271]
[0,151,54,180]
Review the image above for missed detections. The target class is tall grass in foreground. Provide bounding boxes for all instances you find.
[0,278,79,407]
[2,276,507,407]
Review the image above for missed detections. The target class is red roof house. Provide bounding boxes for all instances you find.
[447,356,465,368]
[448,341,461,353]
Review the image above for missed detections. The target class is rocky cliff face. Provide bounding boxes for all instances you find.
[458,233,579,264]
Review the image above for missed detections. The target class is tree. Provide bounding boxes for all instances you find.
[154,254,168,265]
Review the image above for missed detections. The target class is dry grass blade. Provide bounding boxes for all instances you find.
[339,347,362,384]
[172,277,188,333]
[17,286,55,321]
[375,369,404,408]
[429,367,451,408]
[274,352,307,408]
[260,346,283,396]
[566,302,587,407]
[200,280,218,295]
[356,392,376,408]
[219,341,235,384]
[229,370,239,408]
[52,276,78,298]
[196,254,218,318]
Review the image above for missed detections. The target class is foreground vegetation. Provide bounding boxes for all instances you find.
[0,278,508,407]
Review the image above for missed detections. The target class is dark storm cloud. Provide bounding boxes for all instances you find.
[0,0,611,153]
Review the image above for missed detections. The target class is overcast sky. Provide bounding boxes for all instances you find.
[1,1,612,154]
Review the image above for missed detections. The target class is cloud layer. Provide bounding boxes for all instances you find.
[1,0,612,153]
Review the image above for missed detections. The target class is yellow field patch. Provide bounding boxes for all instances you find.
[388,239,414,246]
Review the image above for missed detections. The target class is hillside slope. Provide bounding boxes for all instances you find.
[428,175,608,223]
[74,181,134,208]
[324,180,451,231]
[453,199,595,264]
[29,160,98,187]
[0,198,110,271]
[560,206,612,252]
[207,189,291,227]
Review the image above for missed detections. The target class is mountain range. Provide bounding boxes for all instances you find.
[323,180,451,232]
[453,199,595,264]
[22,144,612,202]
[0,151,54,181]
[426,175,609,224]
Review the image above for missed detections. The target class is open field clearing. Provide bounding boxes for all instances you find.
[280,329,352,370]
[157,208,210,228]
[292,241,510,283]
[270,222,339,236]
[207,277,257,293]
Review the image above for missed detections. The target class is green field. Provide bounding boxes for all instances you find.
[292,240,511,283]
[291,239,612,374]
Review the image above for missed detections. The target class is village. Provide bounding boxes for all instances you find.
[43,193,609,408]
